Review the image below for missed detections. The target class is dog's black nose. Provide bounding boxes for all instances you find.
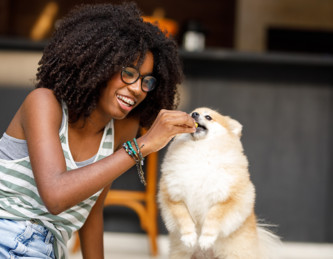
[191,112,199,119]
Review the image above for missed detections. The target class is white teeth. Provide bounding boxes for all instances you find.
[117,95,135,106]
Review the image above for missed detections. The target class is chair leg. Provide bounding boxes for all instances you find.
[145,149,159,256]
[147,219,158,256]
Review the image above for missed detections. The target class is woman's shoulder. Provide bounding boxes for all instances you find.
[20,88,63,130]
[25,88,57,102]
[23,88,61,112]
[5,88,62,140]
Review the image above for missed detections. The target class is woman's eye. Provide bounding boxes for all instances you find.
[124,70,135,78]
[205,115,212,121]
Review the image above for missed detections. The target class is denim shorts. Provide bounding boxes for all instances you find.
[0,218,55,259]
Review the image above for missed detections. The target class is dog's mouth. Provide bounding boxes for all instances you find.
[190,112,209,140]
[191,120,208,140]
[195,122,207,133]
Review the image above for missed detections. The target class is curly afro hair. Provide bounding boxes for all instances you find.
[36,2,183,128]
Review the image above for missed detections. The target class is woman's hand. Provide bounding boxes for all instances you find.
[137,109,196,156]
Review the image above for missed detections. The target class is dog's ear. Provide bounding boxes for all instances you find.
[227,117,243,137]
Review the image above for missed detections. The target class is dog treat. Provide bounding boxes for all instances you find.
[195,122,198,128]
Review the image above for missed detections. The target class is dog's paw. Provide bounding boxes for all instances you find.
[199,234,217,250]
[181,232,198,248]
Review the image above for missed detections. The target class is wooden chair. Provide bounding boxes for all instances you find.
[71,142,159,256]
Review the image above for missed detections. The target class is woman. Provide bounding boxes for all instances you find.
[0,2,195,258]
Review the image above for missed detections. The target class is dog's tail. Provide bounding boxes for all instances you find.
[257,223,282,259]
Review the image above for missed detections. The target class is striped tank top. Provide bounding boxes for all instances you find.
[0,103,114,258]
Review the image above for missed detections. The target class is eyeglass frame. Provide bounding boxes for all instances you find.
[120,66,157,92]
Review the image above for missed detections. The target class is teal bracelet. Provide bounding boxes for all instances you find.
[126,141,137,156]
[123,138,146,186]
[133,138,144,166]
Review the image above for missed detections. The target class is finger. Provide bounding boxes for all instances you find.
[174,116,196,129]
[159,110,196,128]
[167,122,197,137]
[175,124,196,134]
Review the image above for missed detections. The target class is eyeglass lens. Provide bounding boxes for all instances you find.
[121,67,156,92]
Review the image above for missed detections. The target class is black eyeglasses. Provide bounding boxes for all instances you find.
[121,67,157,92]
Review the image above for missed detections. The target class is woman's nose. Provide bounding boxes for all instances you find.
[127,79,142,94]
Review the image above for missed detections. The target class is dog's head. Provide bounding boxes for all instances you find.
[190,107,242,141]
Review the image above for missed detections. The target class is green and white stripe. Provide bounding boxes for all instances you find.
[0,103,114,258]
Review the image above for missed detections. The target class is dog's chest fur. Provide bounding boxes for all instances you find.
[161,134,243,222]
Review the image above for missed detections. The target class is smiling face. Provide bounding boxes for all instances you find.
[96,51,154,121]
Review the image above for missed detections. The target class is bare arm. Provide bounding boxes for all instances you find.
[15,88,195,214]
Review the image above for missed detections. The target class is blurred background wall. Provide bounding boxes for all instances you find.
[0,0,332,245]
[1,0,333,53]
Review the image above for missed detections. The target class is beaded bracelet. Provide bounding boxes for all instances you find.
[133,138,144,166]
[123,138,146,186]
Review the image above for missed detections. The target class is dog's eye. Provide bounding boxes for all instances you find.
[205,115,212,121]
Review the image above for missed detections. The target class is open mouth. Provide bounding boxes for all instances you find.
[117,95,136,107]
[194,122,207,133]
[193,121,208,135]
[190,112,208,139]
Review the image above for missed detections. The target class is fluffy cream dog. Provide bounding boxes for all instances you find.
[158,107,280,259]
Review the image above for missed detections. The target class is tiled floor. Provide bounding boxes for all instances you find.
[68,232,333,259]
